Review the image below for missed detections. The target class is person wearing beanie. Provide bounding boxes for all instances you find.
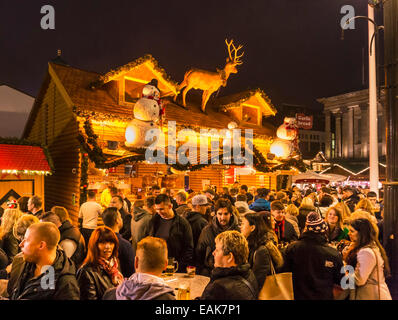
[283,211,344,300]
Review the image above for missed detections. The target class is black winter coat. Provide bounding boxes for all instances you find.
[200,264,258,300]
[119,208,132,241]
[76,263,116,300]
[275,219,298,243]
[8,249,80,300]
[146,213,194,271]
[186,211,208,250]
[344,194,360,213]
[0,232,19,263]
[59,220,86,268]
[283,232,344,300]
[195,214,240,276]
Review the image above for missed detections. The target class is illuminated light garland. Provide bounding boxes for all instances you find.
[90,54,179,90]
[78,119,307,174]
[1,169,51,175]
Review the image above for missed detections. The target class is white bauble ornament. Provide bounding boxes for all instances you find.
[134,97,160,122]
[125,119,158,148]
[270,139,292,158]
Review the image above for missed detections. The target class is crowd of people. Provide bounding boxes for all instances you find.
[0,182,392,300]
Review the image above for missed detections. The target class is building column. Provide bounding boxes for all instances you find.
[324,111,331,159]
[335,111,342,158]
[360,104,369,159]
[342,108,354,158]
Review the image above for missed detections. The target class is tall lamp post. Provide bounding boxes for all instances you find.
[383,0,398,299]
[342,5,380,196]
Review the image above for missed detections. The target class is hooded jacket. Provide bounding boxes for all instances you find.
[131,207,152,250]
[249,198,271,212]
[8,249,80,300]
[103,273,175,300]
[146,213,194,271]
[195,214,240,276]
[283,232,343,300]
[200,264,258,300]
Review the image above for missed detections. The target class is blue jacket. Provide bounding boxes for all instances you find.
[249,198,271,212]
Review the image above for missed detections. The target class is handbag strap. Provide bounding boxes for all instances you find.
[237,275,257,298]
[254,245,276,276]
[370,247,381,300]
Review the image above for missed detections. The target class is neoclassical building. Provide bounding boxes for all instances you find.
[318,89,386,160]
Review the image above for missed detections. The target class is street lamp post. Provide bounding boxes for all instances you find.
[341,7,380,196]
[367,5,379,196]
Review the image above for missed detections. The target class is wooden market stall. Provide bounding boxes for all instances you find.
[22,53,302,225]
[0,141,52,211]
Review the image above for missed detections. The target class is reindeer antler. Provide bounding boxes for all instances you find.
[225,39,244,65]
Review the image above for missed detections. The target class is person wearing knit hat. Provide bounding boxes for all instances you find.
[305,211,328,234]
[283,210,343,300]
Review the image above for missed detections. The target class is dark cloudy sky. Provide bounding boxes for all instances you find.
[0,0,384,110]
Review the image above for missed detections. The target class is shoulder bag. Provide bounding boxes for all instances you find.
[258,247,294,300]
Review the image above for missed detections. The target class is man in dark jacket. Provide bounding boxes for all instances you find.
[102,207,135,278]
[7,222,80,300]
[131,198,154,251]
[145,194,194,271]
[283,211,344,300]
[103,236,175,300]
[175,191,190,217]
[342,186,360,213]
[196,199,240,276]
[110,195,132,241]
[200,230,258,300]
[27,195,43,218]
[186,195,209,251]
[249,188,271,212]
[271,200,298,243]
[41,211,86,268]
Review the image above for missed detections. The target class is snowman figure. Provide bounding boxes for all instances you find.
[125,79,164,148]
[270,117,299,158]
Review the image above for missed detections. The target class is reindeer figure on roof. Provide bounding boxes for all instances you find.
[174,39,244,113]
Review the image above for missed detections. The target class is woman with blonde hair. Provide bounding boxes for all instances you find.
[334,201,352,222]
[355,199,375,216]
[0,204,23,263]
[298,196,315,233]
[285,204,300,237]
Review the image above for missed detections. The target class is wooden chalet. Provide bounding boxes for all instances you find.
[0,142,52,210]
[23,54,296,224]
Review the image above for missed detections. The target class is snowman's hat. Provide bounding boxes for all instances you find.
[146,79,159,90]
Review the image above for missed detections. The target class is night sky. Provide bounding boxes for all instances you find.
[0,0,384,111]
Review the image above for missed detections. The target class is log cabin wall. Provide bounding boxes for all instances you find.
[26,79,80,225]
[188,165,224,192]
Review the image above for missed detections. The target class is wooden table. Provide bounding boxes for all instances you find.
[162,273,210,300]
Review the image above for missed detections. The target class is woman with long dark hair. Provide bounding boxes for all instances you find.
[77,226,124,300]
[240,212,283,289]
[343,218,391,300]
